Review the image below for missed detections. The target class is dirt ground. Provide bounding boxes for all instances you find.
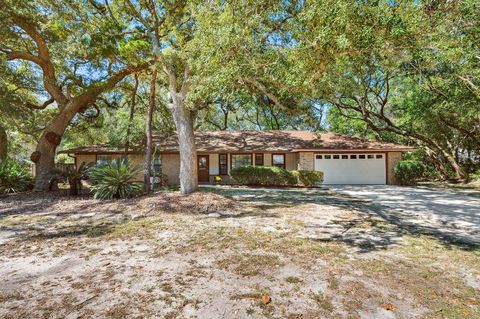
[0,186,479,319]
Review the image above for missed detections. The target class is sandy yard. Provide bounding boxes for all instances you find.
[0,186,479,319]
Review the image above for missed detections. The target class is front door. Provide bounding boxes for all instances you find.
[197,155,209,183]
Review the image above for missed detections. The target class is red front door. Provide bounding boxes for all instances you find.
[197,155,209,183]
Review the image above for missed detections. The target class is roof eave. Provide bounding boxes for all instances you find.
[292,148,415,152]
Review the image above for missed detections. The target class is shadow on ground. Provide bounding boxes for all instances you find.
[204,186,480,252]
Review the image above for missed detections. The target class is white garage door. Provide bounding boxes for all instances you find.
[314,153,386,185]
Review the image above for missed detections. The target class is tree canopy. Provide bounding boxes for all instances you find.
[0,0,478,188]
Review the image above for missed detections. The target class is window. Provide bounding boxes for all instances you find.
[198,156,207,169]
[367,154,374,159]
[153,156,161,175]
[376,154,383,159]
[231,154,252,170]
[359,154,366,159]
[316,155,323,159]
[255,153,264,166]
[333,154,340,159]
[341,155,348,159]
[272,154,285,168]
[325,155,332,159]
[219,153,228,175]
[96,155,112,165]
[350,155,357,159]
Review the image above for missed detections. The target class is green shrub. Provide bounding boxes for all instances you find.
[230,166,323,187]
[394,160,425,185]
[0,160,34,193]
[292,170,324,187]
[51,162,92,196]
[473,168,480,179]
[88,158,143,200]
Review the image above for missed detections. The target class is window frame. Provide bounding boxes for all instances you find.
[271,153,286,169]
[153,156,162,175]
[96,154,113,165]
[230,153,253,170]
[219,153,228,175]
[254,153,264,166]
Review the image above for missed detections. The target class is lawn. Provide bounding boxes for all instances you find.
[0,187,479,319]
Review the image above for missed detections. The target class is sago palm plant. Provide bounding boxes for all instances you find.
[88,158,143,200]
[51,162,92,196]
[0,160,34,193]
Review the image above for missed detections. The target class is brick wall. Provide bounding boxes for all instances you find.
[161,153,180,185]
[386,151,402,185]
[297,152,314,171]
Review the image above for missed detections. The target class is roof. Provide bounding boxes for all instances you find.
[58,144,137,155]
[153,130,414,153]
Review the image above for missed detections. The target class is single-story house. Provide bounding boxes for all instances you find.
[59,130,414,185]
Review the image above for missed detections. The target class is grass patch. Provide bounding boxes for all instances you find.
[311,292,334,312]
[110,217,163,237]
[217,253,282,277]
[0,291,23,302]
[285,276,303,284]
[183,227,346,264]
[347,236,480,319]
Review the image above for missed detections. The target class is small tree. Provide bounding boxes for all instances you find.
[88,158,142,200]
[51,163,92,196]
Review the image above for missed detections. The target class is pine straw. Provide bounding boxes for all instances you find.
[132,191,238,215]
[0,190,238,217]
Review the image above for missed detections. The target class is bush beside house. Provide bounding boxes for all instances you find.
[0,160,34,193]
[394,160,425,185]
[88,158,143,200]
[230,166,323,187]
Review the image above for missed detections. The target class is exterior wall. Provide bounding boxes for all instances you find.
[75,154,144,180]
[286,153,297,170]
[161,153,180,185]
[76,154,97,166]
[386,151,402,185]
[129,154,144,181]
[263,152,272,166]
[297,152,314,170]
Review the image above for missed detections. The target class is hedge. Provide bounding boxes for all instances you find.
[230,166,323,187]
[394,160,425,185]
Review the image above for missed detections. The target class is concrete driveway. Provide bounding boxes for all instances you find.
[329,185,480,246]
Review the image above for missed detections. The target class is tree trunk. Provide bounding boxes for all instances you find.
[69,178,79,196]
[170,92,198,194]
[34,105,79,190]
[0,125,7,162]
[144,70,156,193]
[434,144,467,181]
[125,74,139,154]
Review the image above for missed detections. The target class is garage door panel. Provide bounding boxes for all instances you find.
[314,154,386,185]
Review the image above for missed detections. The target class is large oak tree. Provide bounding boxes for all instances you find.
[0,0,150,189]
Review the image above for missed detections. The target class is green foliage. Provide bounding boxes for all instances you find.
[394,160,425,186]
[88,158,142,200]
[230,166,323,187]
[51,163,92,196]
[291,170,324,187]
[231,166,296,186]
[473,169,480,181]
[0,159,33,193]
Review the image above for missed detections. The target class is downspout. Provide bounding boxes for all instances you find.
[151,144,159,191]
